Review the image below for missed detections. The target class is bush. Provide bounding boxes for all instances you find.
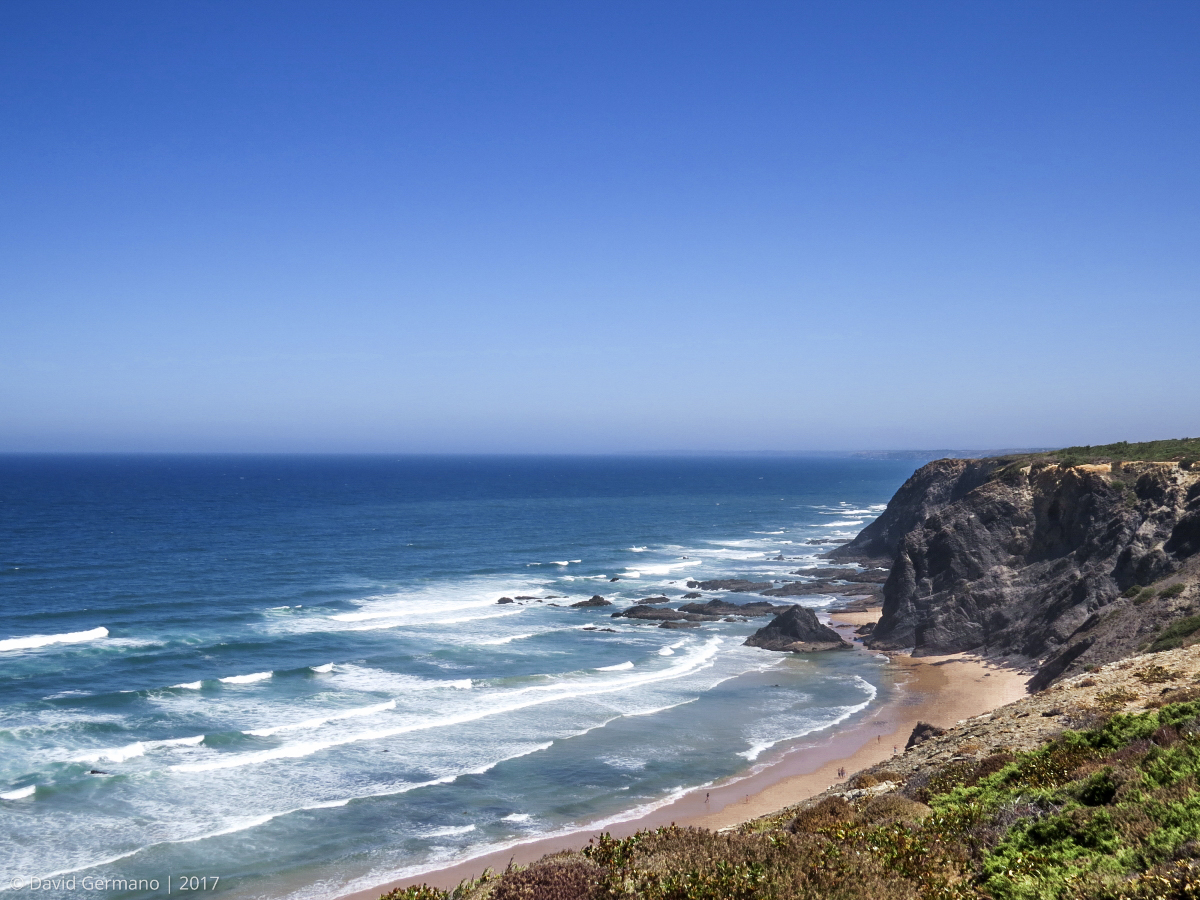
[788,796,854,833]
[490,861,600,900]
[1161,583,1187,599]
[380,886,447,900]
[1134,587,1158,605]
[1150,615,1200,653]
[1134,665,1180,684]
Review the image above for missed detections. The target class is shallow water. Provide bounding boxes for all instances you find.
[0,455,915,899]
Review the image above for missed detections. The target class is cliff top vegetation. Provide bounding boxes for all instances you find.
[1026,437,1200,468]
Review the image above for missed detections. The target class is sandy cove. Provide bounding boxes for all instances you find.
[339,608,1029,899]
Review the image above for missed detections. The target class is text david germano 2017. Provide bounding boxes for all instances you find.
[9,876,221,892]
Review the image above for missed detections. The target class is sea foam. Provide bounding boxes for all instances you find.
[0,627,108,652]
[219,671,273,685]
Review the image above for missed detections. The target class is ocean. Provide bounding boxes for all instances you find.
[0,455,917,900]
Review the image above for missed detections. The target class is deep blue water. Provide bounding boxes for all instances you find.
[0,455,916,900]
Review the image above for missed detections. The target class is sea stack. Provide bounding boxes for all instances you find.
[744,605,851,652]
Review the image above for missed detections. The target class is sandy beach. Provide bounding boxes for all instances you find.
[341,608,1029,898]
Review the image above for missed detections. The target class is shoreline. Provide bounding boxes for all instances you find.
[338,608,1029,899]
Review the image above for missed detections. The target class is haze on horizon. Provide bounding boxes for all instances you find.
[2,1,1197,455]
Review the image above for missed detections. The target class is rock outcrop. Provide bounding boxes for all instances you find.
[613,606,720,623]
[686,579,773,593]
[570,595,612,608]
[678,599,790,617]
[763,581,881,598]
[905,721,946,750]
[744,606,850,652]
[833,455,1200,683]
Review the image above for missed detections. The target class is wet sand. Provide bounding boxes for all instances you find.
[339,608,1028,898]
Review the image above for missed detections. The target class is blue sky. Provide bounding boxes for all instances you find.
[2,1,1197,453]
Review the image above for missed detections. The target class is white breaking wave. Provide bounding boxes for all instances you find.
[502,813,532,823]
[626,561,692,576]
[427,824,476,837]
[347,609,524,631]
[325,665,473,694]
[328,781,711,900]
[628,546,649,552]
[1,785,36,800]
[245,700,398,737]
[477,633,537,646]
[0,627,108,653]
[737,675,878,761]
[74,735,205,763]
[596,661,634,671]
[624,697,697,717]
[601,756,646,771]
[219,671,273,685]
[172,681,203,690]
[311,663,334,673]
[171,639,722,773]
[52,742,560,882]
[823,520,864,527]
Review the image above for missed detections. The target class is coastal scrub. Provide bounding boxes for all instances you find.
[385,698,1200,899]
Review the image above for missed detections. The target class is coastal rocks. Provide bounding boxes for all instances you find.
[686,579,773,592]
[762,581,881,598]
[570,595,612,608]
[613,606,719,623]
[682,592,703,599]
[497,597,515,604]
[678,599,790,617]
[791,567,890,583]
[744,606,851,652]
[905,721,947,750]
[635,596,672,604]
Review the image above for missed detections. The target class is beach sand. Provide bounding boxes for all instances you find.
[340,608,1029,898]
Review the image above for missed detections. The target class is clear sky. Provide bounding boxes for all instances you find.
[2,1,1197,453]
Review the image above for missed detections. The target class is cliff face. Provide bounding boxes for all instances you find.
[835,457,1200,684]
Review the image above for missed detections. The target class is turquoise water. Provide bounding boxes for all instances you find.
[0,455,915,899]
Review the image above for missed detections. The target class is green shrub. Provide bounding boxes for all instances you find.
[1123,585,1144,599]
[1134,587,1157,605]
[380,886,448,900]
[1150,616,1200,653]
[1160,584,1187,599]
[479,699,1200,900]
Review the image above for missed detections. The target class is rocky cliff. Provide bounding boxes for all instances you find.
[833,450,1200,686]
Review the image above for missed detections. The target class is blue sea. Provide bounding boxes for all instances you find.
[0,455,917,900]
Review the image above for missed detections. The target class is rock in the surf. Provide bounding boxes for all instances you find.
[744,606,851,652]
[678,598,790,617]
[685,579,774,593]
[570,595,612,608]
